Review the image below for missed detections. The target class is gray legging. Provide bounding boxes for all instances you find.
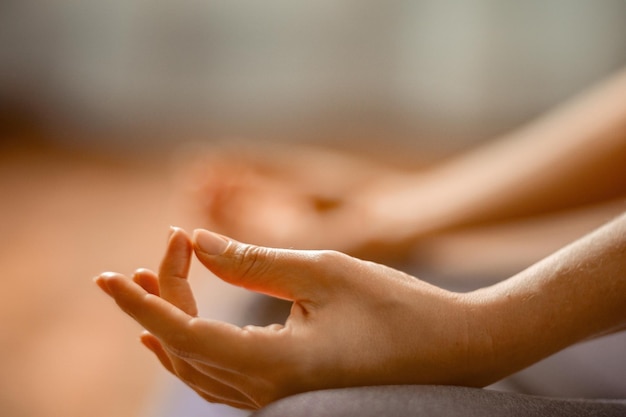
[251,385,626,417]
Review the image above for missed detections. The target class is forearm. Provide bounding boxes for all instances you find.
[373,69,626,241]
[467,212,626,383]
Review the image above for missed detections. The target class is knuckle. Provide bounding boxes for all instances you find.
[314,249,347,264]
[314,249,357,272]
[311,249,360,288]
[232,244,276,283]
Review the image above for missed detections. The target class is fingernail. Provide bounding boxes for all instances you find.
[140,335,156,352]
[94,273,112,296]
[139,331,154,344]
[194,229,229,255]
[133,268,150,277]
[168,225,180,241]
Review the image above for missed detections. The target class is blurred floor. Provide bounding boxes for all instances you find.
[0,140,187,417]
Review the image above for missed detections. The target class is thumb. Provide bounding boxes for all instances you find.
[192,229,347,301]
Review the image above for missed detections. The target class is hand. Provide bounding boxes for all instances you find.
[183,144,413,260]
[95,228,495,410]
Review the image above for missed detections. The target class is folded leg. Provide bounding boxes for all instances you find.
[252,385,626,417]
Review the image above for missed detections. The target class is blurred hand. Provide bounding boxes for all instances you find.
[95,228,491,410]
[183,143,415,260]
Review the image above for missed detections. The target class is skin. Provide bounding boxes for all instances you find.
[186,68,626,261]
[95,213,626,410]
[185,142,401,259]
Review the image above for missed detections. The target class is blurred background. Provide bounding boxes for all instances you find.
[3,0,626,150]
[1,1,626,416]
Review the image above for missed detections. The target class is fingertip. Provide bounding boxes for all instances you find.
[133,268,160,296]
[94,275,111,296]
[94,272,123,296]
[168,226,191,243]
[134,267,153,276]
[164,227,194,262]
[140,332,176,374]
[139,331,159,351]
[99,271,122,279]
[168,225,179,240]
[100,272,145,296]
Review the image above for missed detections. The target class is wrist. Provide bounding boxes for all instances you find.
[461,283,564,386]
[437,290,508,387]
[389,285,503,388]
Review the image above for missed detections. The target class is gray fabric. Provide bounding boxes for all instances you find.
[252,385,626,417]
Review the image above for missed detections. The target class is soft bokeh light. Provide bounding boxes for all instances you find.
[2,1,626,150]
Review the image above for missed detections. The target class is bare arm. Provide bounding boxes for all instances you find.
[468,211,626,383]
[184,69,625,260]
[95,213,626,408]
[364,69,626,245]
